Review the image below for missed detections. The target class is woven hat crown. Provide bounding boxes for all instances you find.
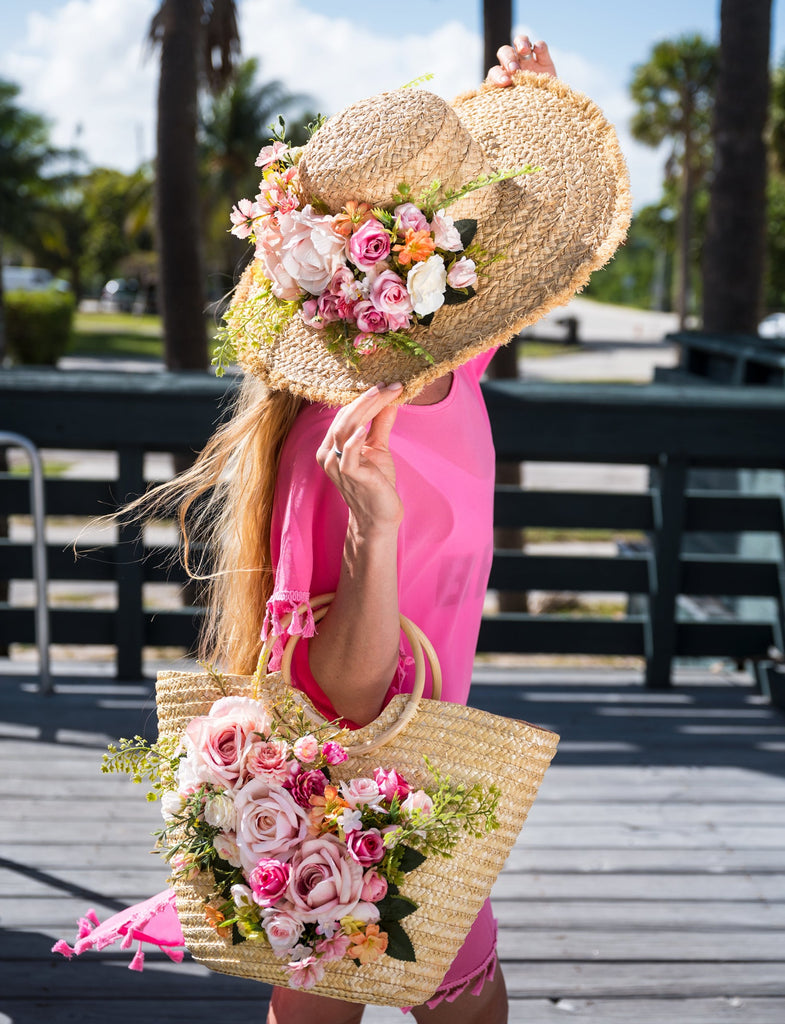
[296,90,493,213]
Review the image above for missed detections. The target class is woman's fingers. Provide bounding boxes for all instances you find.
[488,37,557,86]
[532,40,557,77]
[365,404,398,452]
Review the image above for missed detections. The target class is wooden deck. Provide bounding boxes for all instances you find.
[1,666,784,1023]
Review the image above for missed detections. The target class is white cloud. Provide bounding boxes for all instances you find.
[1,0,662,206]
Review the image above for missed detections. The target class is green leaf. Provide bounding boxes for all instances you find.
[383,920,416,962]
[377,895,418,921]
[398,845,427,873]
[443,285,476,306]
[416,312,434,328]
[232,922,244,945]
[454,218,477,248]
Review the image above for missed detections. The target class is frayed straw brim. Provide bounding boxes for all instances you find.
[156,669,559,1007]
[231,72,630,406]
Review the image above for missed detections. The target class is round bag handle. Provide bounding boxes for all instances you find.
[276,593,442,756]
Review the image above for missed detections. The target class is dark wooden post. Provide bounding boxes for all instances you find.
[116,448,146,679]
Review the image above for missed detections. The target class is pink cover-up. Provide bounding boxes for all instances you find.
[55,347,500,1009]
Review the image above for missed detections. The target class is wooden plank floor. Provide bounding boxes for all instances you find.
[1,667,784,1023]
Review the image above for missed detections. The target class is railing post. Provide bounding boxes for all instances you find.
[116,447,145,680]
[647,455,688,688]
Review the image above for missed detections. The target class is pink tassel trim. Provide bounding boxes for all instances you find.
[263,590,316,667]
[400,922,499,1014]
[52,889,183,972]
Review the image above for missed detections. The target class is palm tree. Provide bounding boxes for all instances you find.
[631,35,717,329]
[702,0,772,334]
[148,0,240,371]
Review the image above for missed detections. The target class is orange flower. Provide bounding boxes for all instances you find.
[333,201,373,237]
[350,924,389,965]
[393,228,436,266]
[204,904,232,939]
[310,784,349,832]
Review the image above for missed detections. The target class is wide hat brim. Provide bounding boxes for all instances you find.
[232,72,631,406]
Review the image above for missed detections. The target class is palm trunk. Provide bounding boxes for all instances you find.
[483,0,513,78]
[155,0,208,369]
[702,0,772,333]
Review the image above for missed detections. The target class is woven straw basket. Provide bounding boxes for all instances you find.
[156,604,559,1007]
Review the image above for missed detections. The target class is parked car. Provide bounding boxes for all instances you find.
[100,277,140,312]
[758,312,785,340]
[2,265,69,292]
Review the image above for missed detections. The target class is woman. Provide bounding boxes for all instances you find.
[56,34,626,1024]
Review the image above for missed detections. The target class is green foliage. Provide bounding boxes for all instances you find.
[102,734,182,801]
[4,290,75,365]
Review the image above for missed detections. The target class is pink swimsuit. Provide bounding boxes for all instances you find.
[55,349,499,1010]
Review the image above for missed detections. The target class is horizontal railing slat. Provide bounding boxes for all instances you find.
[493,488,655,530]
[0,606,202,648]
[0,543,188,584]
[477,614,648,655]
[488,552,651,593]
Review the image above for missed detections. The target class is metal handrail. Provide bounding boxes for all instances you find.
[0,432,51,694]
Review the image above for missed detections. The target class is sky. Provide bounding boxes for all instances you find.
[1,0,784,211]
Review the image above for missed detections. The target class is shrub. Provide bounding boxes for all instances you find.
[4,290,76,365]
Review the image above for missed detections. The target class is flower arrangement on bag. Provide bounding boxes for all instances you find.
[213,116,538,375]
[103,687,500,991]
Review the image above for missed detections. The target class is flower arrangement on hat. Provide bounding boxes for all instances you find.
[103,682,500,991]
[214,116,538,376]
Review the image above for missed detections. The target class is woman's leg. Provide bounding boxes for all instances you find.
[410,960,508,1024]
[266,986,365,1024]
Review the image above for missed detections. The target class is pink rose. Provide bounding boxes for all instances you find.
[317,291,343,323]
[244,738,290,782]
[293,735,318,762]
[285,767,327,809]
[353,299,388,335]
[430,209,463,252]
[447,257,478,290]
[321,741,347,765]
[352,333,378,355]
[369,270,414,319]
[276,205,347,296]
[401,789,434,818]
[249,858,291,907]
[340,778,381,808]
[329,266,360,297]
[287,834,364,923]
[234,778,311,873]
[373,767,412,803]
[394,202,429,233]
[286,955,326,990]
[185,697,271,791]
[256,220,301,300]
[346,828,386,867]
[361,868,388,903]
[262,908,304,955]
[349,219,391,269]
[352,900,381,924]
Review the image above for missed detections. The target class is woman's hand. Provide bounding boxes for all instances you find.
[486,35,557,87]
[316,382,404,533]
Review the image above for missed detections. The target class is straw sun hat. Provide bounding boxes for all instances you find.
[226,71,631,406]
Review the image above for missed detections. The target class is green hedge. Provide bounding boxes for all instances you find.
[5,290,75,365]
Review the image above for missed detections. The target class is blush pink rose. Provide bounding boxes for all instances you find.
[317,291,343,322]
[353,299,388,335]
[185,697,271,791]
[234,778,311,873]
[430,209,463,251]
[348,219,391,269]
[346,828,386,867]
[293,735,319,762]
[321,741,348,765]
[262,908,304,955]
[276,206,347,296]
[369,270,414,318]
[287,834,364,923]
[373,767,412,803]
[244,738,290,782]
[352,333,378,355]
[401,789,434,818]
[361,868,388,903]
[256,220,301,300]
[301,298,324,328]
[340,778,381,808]
[249,857,291,907]
[394,202,429,233]
[447,257,478,290]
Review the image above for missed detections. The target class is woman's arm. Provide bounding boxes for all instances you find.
[307,381,404,726]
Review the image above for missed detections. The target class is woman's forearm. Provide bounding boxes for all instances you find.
[307,514,401,726]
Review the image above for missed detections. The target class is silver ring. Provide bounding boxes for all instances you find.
[333,446,343,460]
[521,52,533,60]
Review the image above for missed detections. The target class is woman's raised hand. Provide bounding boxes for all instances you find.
[317,382,404,532]
[486,35,557,86]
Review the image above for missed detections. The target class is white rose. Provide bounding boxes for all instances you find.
[406,256,447,317]
[231,883,256,912]
[176,752,201,792]
[204,791,236,831]
[160,789,185,821]
[430,209,463,252]
[262,909,304,956]
[352,900,381,924]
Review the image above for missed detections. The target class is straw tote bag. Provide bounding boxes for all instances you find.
[156,595,559,1007]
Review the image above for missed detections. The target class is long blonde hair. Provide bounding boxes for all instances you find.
[122,375,303,673]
